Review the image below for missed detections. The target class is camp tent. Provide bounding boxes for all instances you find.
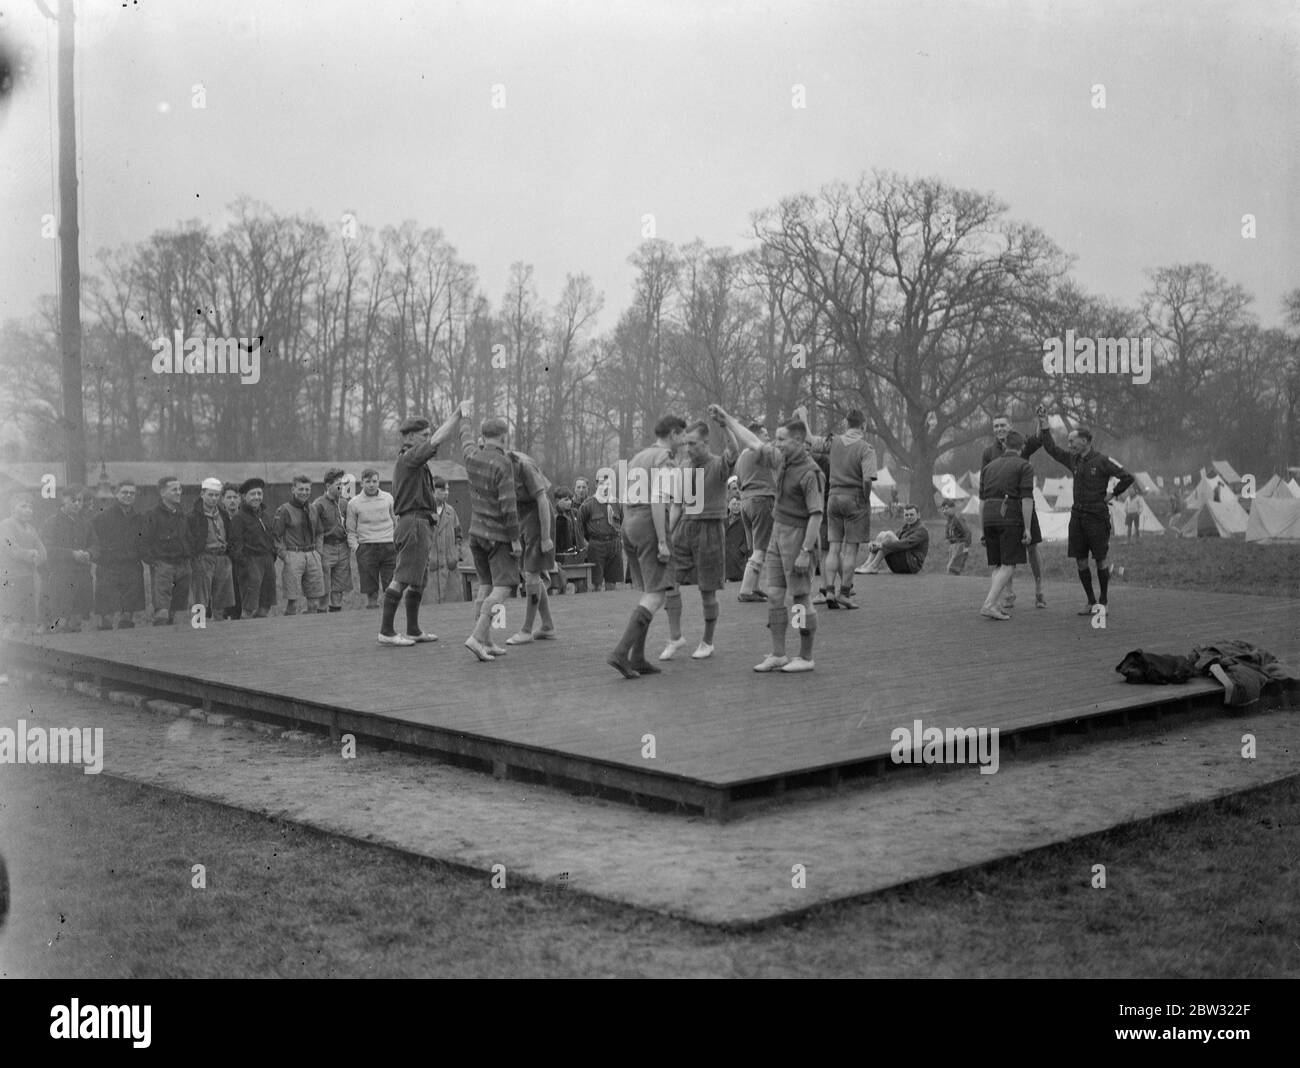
[870,490,889,511]
[874,466,896,490]
[1109,498,1165,535]
[1185,475,1237,508]
[961,494,981,516]
[1033,485,1053,514]
[1042,476,1065,502]
[932,473,968,500]
[1173,498,1248,538]
[1289,479,1300,498]
[1037,511,1072,541]
[1053,479,1074,511]
[1245,497,1300,542]
[1133,471,1160,494]
[1256,474,1299,500]
[1211,460,1241,485]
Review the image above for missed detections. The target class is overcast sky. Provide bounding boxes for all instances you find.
[1,0,1295,331]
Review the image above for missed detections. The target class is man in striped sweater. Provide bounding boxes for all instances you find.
[347,469,396,609]
[459,407,522,662]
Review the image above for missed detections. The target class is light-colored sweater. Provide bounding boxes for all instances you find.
[346,490,396,549]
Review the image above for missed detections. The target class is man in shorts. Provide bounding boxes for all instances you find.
[459,409,523,662]
[377,407,463,646]
[978,432,1034,620]
[808,409,876,609]
[607,415,687,678]
[710,406,825,673]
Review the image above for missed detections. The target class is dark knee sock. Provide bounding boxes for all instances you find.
[630,606,654,662]
[1078,568,1096,604]
[523,591,538,631]
[405,588,423,635]
[768,606,789,655]
[665,589,682,640]
[799,629,814,659]
[702,599,719,643]
[615,605,653,659]
[1097,565,1110,604]
[380,588,402,636]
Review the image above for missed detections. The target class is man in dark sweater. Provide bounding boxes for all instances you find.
[143,476,193,625]
[230,478,277,618]
[981,412,1048,607]
[857,505,930,574]
[92,480,145,629]
[379,407,463,646]
[42,485,96,632]
[710,406,825,674]
[1038,418,1134,619]
[978,432,1035,619]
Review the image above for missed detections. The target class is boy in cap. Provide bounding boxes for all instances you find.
[940,499,972,575]
[189,476,235,621]
[379,408,463,646]
[230,478,277,618]
[424,475,464,604]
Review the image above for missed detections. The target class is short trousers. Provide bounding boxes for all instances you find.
[282,548,326,599]
[670,516,726,591]
[760,519,816,597]
[393,515,432,588]
[740,496,774,556]
[827,493,871,544]
[470,534,520,589]
[622,509,676,593]
[1067,512,1111,561]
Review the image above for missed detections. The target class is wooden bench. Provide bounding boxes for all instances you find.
[458,561,596,600]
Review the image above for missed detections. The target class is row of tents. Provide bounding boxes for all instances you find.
[931,468,1300,542]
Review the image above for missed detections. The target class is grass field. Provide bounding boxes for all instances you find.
[4,754,1297,978]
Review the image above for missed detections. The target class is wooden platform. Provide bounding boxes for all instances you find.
[5,576,1296,818]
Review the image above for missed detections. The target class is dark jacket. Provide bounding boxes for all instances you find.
[189,497,234,558]
[143,501,194,563]
[91,504,145,567]
[884,519,929,574]
[1039,430,1134,518]
[231,501,275,558]
[42,509,97,570]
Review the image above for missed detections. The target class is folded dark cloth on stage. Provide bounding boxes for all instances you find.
[1116,641,1298,707]
[1190,641,1300,707]
[1115,650,1195,685]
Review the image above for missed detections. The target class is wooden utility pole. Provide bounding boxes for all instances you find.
[36,0,87,487]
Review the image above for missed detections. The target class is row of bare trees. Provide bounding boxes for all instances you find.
[3,175,1297,509]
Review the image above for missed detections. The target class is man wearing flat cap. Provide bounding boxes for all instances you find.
[230,477,277,618]
[378,408,464,646]
[189,476,236,621]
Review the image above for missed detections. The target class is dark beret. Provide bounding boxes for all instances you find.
[399,417,431,434]
[239,478,266,494]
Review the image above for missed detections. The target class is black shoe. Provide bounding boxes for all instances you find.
[607,651,639,679]
[825,593,840,609]
[630,659,661,675]
[737,592,766,603]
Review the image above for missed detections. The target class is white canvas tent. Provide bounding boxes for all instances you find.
[1133,471,1160,494]
[932,473,968,500]
[1053,479,1074,510]
[1037,511,1072,541]
[1185,475,1238,508]
[961,494,981,516]
[1289,479,1300,498]
[1245,497,1300,542]
[1211,460,1241,485]
[869,490,888,511]
[1109,498,1165,535]
[1256,474,1299,499]
[1174,498,1248,538]
[873,466,896,489]
[1042,477,1066,502]
[1033,485,1053,514]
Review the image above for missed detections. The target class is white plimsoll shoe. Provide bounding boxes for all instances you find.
[659,636,688,661]
[505,631,534,644]
[406,632,438,642]
[753,655,790,673]
[691,642,714,659]
[780,656,815,673]
[377,633,416,646]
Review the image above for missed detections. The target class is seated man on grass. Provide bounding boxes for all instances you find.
[856,503,929,575]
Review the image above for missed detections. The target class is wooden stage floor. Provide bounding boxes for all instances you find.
[5,576,1297,818]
